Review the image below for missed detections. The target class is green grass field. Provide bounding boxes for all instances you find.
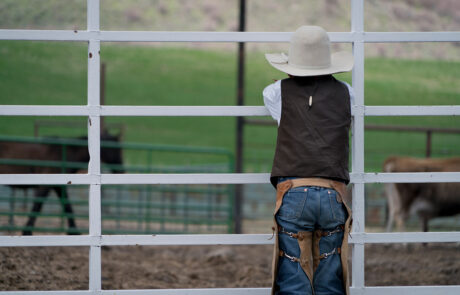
[1,41,459,172]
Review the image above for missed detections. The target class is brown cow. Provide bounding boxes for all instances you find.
[383,156,460,232]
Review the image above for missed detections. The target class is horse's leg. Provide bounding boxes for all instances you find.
[54,186,80,235]
[23,186,51,235]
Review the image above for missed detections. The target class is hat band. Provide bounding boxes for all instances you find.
[288,60,331,70]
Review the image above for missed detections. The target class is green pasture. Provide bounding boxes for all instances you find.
[0,41,459,172]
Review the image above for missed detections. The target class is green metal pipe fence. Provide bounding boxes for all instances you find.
[0,135,234,235]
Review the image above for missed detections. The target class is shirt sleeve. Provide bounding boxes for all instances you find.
[263,80,282,126]
[339,80,355,106]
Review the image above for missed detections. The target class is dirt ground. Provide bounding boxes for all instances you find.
[1,242,459,291]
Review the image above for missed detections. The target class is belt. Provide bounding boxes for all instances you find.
[275,177,347,214]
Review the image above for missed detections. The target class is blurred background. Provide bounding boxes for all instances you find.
[0,0,459,237]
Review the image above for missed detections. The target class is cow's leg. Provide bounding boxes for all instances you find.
[421,217,430,247]
[54,186,79,235]
[396,211,407,232]
[392,185,407,232]
[410,197,431,233]
[417,212,430,233]
[393,205,408,233]
[385,183,398,232]
[422,218,429,232]
[23,186,51,235]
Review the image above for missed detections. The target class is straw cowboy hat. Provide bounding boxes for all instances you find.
[265,26,354,76]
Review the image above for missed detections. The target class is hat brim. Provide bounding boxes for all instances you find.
[265,51,354,76]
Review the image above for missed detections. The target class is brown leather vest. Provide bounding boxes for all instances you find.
[270,75,351,187]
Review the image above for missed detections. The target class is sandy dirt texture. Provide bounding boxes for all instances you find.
[1,243,460,291]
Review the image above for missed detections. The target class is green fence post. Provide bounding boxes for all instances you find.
[184,190,189,232]
[8,189,16,232]
[146,151,152,233]
[59,144,68,232]
[116,186,121,231]
[137,188,142,231]
[160,189,165,233]
[227,152,235,233]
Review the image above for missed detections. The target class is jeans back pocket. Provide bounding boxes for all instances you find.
[277,187,307,221]
[328,190,346,224]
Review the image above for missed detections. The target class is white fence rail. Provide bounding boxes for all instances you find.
[1,30,460,43]
[2,231,460,248]
[3,105,460,117]
[2,172,460,185]
[2,286,460,295]
[0,0,459,294]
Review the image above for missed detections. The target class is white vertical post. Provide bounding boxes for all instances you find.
[351,0,365,293]
[87,0,100,32]
[87,0,101,292]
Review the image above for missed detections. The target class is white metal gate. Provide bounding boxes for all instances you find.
[1,0,460,294]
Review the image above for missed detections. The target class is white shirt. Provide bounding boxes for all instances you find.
[263,79,355,126]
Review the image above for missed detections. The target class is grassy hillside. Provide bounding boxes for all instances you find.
[1,0,459,60]
[0,41,459,172]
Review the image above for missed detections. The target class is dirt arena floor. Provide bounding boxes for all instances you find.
[1,242,459,291]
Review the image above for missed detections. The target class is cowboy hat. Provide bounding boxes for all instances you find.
[265,26,353,76]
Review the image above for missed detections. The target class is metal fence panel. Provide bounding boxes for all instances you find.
[0,0,459,294]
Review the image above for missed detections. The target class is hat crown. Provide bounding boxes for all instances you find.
[288,26,331,69]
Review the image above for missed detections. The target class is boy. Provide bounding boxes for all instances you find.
[263,26,354,295]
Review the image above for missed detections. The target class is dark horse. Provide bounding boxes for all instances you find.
[0,133,123,235]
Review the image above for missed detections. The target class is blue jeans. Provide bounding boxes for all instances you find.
[275,178,347,295]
